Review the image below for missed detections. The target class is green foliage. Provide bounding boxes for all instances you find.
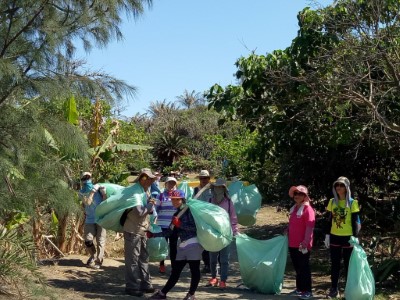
[0,226,38,279]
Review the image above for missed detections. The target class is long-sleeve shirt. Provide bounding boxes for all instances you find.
[210,196,239,235]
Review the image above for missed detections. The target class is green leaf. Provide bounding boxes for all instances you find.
[63,95,79,125]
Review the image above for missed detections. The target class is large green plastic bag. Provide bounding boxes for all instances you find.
[344,237,375,300]
[229,183,262,226]
[95,183,147,232]
[97,182,124,198]
[236,234,288,294]
[177,181,193,199]
[147,224,169,262]
[186,199,233,252]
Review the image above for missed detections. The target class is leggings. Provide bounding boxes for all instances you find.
[161,260,201,295]
[330,234,353,289]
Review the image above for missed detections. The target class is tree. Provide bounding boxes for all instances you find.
[0,0,152,108]
[206,0,400,205]
[176,89,205,109]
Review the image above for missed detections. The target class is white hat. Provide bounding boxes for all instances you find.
[212,178,228,191]
[197,170,210,178]
[81,172,92,180]
[165,177,177,184]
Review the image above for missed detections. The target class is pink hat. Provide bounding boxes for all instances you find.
[288,185,311,202]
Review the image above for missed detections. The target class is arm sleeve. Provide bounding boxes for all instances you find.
[229,200,239,235]
[302,207,315,247]
[351,212,361,236]
[132,204,152,217]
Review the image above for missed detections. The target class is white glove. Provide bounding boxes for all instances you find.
[324,234,330,249]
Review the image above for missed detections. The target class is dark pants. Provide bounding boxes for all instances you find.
[330,234,353,289]
[202,250,210,268]
[161,260,201,295]
[160,229,178,268]
[289,247,312,293]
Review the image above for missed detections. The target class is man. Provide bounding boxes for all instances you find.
[79,172,107,269]
[193,169,213,273]
[122,168,157,297]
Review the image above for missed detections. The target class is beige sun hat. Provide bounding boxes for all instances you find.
[80,171,92,180]
[197,170,210,178]
[134,168,156,183]
[165,176,178,184]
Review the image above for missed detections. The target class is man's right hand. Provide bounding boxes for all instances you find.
[324,234,330,249]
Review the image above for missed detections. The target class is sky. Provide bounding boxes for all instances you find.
[81,0,332,118]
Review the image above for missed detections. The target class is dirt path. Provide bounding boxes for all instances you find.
[28,205,334,300]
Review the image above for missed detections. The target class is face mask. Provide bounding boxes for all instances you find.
[213,187,225,203]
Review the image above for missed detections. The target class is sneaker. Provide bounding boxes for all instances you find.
[201,265,210,273]
[183,292,196,300]
[218,281,227,289]
[159,264,166,273]
[148,290,167,299]
[91,264,101,270]
[299,291,313,299]
[326,288,339,298]
[125,289,144,297]
[206,278,219,287]
[288,289,302,296]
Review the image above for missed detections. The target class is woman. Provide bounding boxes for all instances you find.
[148,190,201,300]
[324,176,361,299]
[155,177,180,273]
[206,178,238,289]
[287,185,315,299]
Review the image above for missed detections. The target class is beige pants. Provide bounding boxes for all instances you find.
[84,223,106,264]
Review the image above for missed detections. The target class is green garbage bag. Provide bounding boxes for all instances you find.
[97,182,124,198]
[236,234,288,294]
[147,223,169,262]
[344,237,375,300]
[186,199,233,252]
[95,183,147,232]
[229,183,262,226]
[177,181,193,199]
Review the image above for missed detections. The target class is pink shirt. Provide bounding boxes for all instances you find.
[288,204,315,250]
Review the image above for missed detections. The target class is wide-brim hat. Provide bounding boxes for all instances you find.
[197,170,210,178]
[212,178,228,190]
[134,168,156,183]
[288,185,311,202]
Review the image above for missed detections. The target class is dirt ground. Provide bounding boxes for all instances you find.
[2,204,391,300]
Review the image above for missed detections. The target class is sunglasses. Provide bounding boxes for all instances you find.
[293,191,305,196]
[335,183,346,188]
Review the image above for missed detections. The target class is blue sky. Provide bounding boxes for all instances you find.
[81,0,332,117]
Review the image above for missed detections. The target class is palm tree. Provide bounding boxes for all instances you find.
[176,90,205,109]
[147,99,177,118]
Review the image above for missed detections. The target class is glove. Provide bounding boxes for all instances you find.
[146,231,154,239]
[172,216,181,228]
[324,234,330,249]
[298,243,308,254]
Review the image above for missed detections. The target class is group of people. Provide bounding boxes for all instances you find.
[287,176,361,299]
[79,169,361,300]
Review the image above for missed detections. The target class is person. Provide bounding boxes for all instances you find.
[79,171,107,269]
[155,177,180,273]
[206,178,238,289]
[324,176,361,299]
[192,169,212,273]
[287,185,315,299]
[122,168,157,297]
[148,190,201,300]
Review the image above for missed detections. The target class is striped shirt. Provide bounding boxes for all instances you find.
[156,190,178,228]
